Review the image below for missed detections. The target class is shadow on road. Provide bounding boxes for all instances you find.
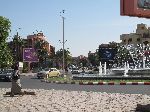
[135,104,150,111]
[0,79,11,82]
[30,77,43,80]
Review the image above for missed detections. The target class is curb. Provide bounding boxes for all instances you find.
[41,80,150,85]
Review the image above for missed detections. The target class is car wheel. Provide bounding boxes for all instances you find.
[8,78,12,82]
[57,73,59,77]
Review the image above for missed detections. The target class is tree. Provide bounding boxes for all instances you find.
[34,40,49,68]
[79,57,88,67]
[88,52,99,66]
[0,16,11,43]
[0,16,13,68]
[55,49,72,69]
[0,42,13,68]
[12,32,25,61]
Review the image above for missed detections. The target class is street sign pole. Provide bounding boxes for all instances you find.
[28,62,31,73]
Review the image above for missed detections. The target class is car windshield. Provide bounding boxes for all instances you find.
[37,68,43,72]
[44,68,50,71]
[1,69,13,74]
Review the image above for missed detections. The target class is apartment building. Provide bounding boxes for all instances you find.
[8,32,55,62]
[27,32,55,55]
[120,23,150,45]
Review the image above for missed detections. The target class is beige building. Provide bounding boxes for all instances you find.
[120,23,150,45]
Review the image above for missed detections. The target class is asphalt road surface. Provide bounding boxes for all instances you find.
[0,75,150,95]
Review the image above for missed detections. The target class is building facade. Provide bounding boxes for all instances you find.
[27,33,54,55]
[120,23,150,45]
[8,32,55,63]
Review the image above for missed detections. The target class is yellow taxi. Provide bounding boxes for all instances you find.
[48,68,60,77]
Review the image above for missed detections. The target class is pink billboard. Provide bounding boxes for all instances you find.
[23,48,39,62]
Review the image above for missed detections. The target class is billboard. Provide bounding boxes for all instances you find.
[121,0,150,18]
[138,0,150,9]
[23,48,39,62]
[99,48,117,61]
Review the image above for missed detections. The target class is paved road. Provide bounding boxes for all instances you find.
[0,75,150,95]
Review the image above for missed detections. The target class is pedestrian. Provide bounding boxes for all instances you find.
[12,62,20,80]
[11,62,22,96]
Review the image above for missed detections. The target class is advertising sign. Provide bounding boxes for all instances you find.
[23,48,39,62]
[121,0,150,18]
[99,48,117,61]
[138,0,150,9]
[19,62,23,68]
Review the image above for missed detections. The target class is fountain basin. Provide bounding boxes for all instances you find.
[111,68,150,76]
[72,73,150,80]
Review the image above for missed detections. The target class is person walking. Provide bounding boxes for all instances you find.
[11,62,22,96]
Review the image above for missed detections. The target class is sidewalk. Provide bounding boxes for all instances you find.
[0,88,150,112]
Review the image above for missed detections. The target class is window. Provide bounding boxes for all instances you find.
[143,41,149,45]
[128,38,132,42]
[137,38,140,42]
[141,26,145,30]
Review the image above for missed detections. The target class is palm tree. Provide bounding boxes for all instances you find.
[12,32,24,62]
[34,40,49,68]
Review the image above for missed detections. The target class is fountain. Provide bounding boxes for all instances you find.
[125,44,150,76]
[72,44,150,80]
[124,62,129,77]
[104,62,107,75]
[143,56,146,69]
[99,62,102,75]
[72,61,150,80]
[99,62,107,76]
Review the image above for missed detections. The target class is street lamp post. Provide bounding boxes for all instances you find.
[62,16,65,76]
[15,28,21,62]
[60,10,66,76]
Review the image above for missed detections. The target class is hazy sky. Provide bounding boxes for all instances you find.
[1,0,150,57]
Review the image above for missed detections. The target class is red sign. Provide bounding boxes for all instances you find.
[121,0,150,18]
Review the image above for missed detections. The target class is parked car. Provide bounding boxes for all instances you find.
[0,69,13,81]
[37,68,50,79]
[71,68,80,74]
[87,70,94,74]
[48,68,60,77]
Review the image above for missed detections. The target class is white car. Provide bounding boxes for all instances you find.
[37,68,50,79]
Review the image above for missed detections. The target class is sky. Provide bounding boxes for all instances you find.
[1,0,150,57]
